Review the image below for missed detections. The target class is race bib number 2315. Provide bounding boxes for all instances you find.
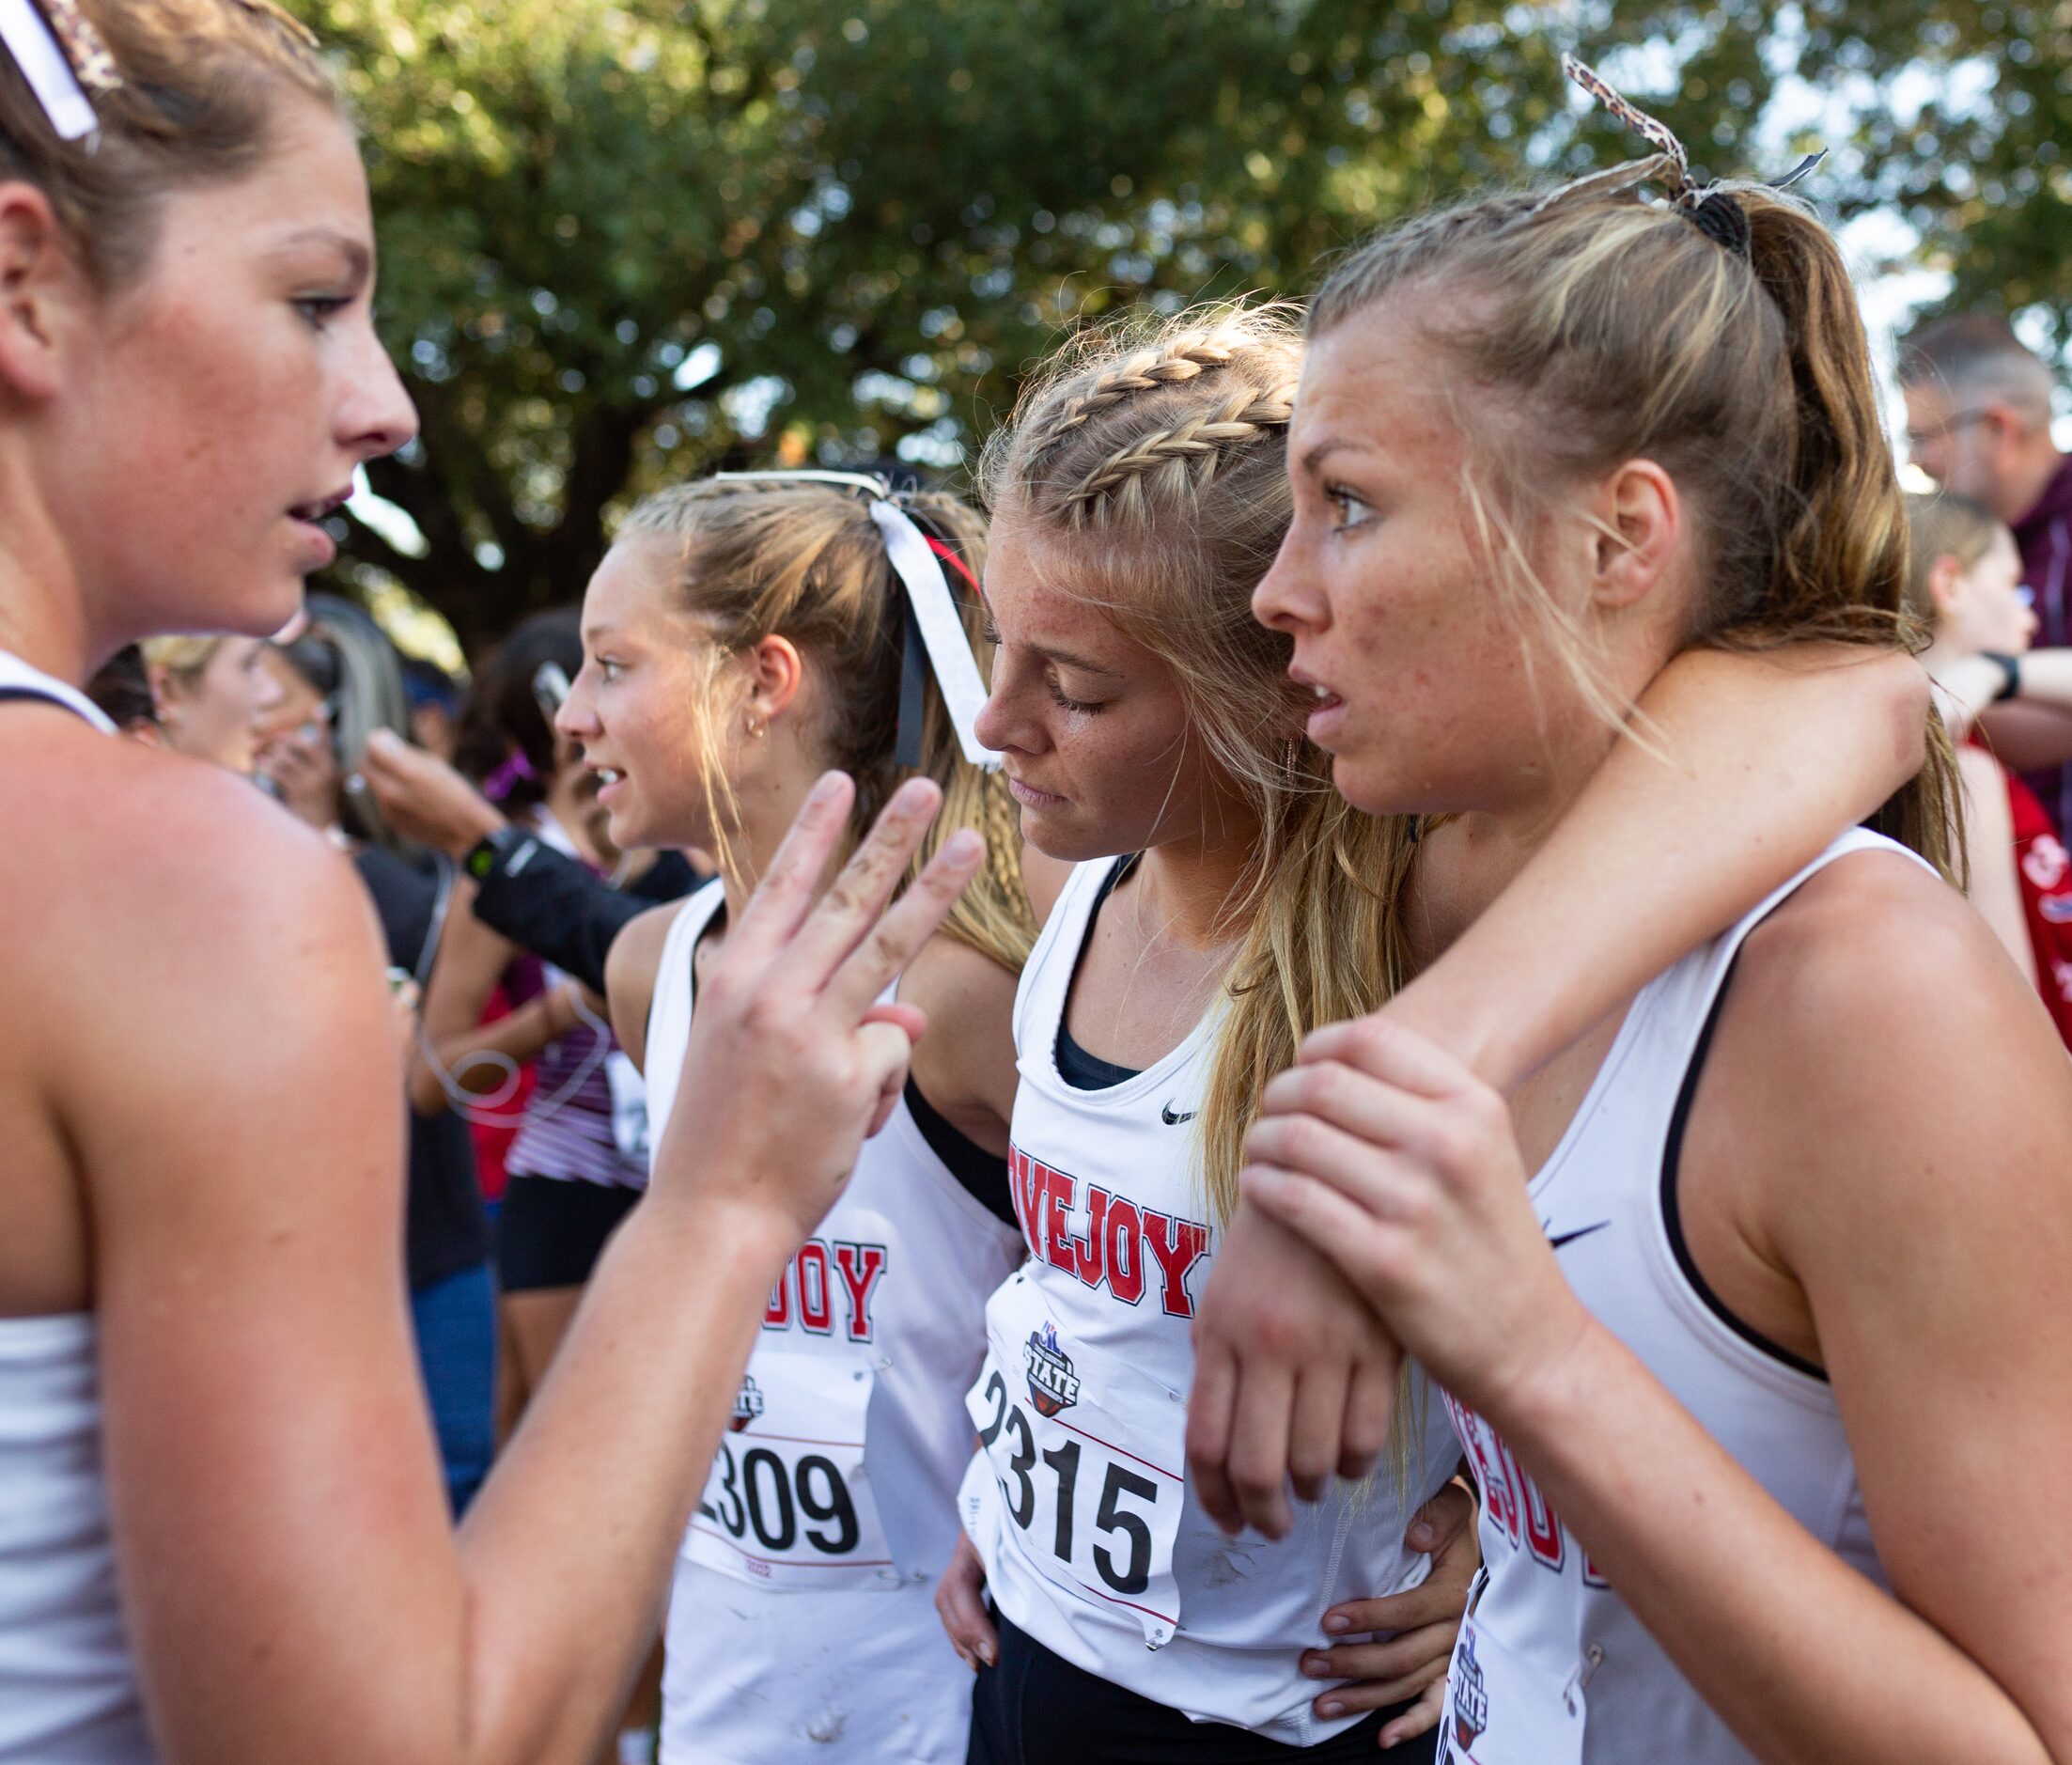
[965,1272,1186,1648]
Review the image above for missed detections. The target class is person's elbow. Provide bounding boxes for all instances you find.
[1874,651,1932,789]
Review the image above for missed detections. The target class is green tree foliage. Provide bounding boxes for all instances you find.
[311,0,2065,645]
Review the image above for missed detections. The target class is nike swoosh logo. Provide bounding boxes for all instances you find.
[1547,1222,1611,1252]
[1161,1102,1196,1126]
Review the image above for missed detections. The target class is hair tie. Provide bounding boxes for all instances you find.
[1555,54,1823,266]
[1561,54,1693,199]
[481,747,539,804]
[1685,190,1752,260]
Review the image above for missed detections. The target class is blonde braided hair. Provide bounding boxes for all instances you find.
[1058,383,1298,528]
[981,303,1424,1486]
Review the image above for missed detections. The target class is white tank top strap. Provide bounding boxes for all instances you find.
[1647,824,1933,1091]
[0,650,115,733]
[1009,856,1116,1057]
[0,1313,152,1761]
[1442,826,1924,1765]
[0,657,145,1757]
[640,880,725,1155]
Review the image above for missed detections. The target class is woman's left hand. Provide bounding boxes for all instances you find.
[1239,1017,1592,1419]
[1301,1478,1480,1746]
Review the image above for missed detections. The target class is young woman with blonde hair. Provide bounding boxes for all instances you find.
[554,472,1042,1764]
[1235,64,2072,1761]
[139,633,284,774]
[1904,491,2072,1047]
[0,5,977,1760]
[935,299,1930,1759]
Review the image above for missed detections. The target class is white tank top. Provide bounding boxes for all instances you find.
[0,649,115,733]
[960,858,1461,1744]
[644,882,1024,1764]
[1436,828,1922,1765]
[0,651,151,1760]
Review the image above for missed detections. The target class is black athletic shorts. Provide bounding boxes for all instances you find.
[968,1606,1438,1765]
[494,1174,641,1291]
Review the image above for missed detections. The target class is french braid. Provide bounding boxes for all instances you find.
[979,301,1426,1495]
[1060,384,1297,527]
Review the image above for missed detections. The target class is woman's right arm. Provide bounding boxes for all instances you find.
[80,767,976,1765]
[1189,643,1930,1535]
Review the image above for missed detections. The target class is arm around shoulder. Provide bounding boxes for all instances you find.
[1385,642,1928,1091]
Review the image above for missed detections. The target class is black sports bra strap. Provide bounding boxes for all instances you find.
[0,685,96,722]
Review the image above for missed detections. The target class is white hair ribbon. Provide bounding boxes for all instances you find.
[710,471,999,773]
[0,0,97,140]
[869,497,999,772]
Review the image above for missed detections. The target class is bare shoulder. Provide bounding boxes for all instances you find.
[1731,848,2022,1046]
[900,932,1020,1038]
[901,932,1021,1147]
[605,895,692,1071]
[4,728,378,1003]
[1,731,397,1236]
[1715,846,2072,1228]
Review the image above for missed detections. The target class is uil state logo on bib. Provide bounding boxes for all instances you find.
[1450,1626,1488,1752]
[1023,1322,1080,1417]
[728,1374,765,1432]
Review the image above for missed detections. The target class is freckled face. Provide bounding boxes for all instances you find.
[558,535,730,852]
[1252,300,1596,819]
[972,504,1223,862]
[48,96,416,649]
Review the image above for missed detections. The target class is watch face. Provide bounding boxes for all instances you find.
[468,840,499,879]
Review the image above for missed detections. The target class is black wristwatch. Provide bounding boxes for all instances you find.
[1981,651,2024,704]
[463,823,531,881]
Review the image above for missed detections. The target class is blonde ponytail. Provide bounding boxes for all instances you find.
[618,479,1035,976]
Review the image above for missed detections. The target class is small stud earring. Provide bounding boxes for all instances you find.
[746,717,766,740]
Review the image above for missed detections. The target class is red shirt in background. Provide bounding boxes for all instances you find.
[466,982,537,1204]
[2004,768,2072,1052]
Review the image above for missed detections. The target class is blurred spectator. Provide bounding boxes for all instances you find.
[363,726,702,995]
[140,634,283,774]
[84,645,161,742]
[420,609,651,1443]
[401,654,464,762]
[261,594,416,846]
[1907,492,2072,1047]
[271,602,497,1512]
[1901,315,2072,822]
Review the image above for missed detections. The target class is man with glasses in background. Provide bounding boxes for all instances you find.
[1901,313,2072,831]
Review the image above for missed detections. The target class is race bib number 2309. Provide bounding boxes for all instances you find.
[684,1351,898,1592]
